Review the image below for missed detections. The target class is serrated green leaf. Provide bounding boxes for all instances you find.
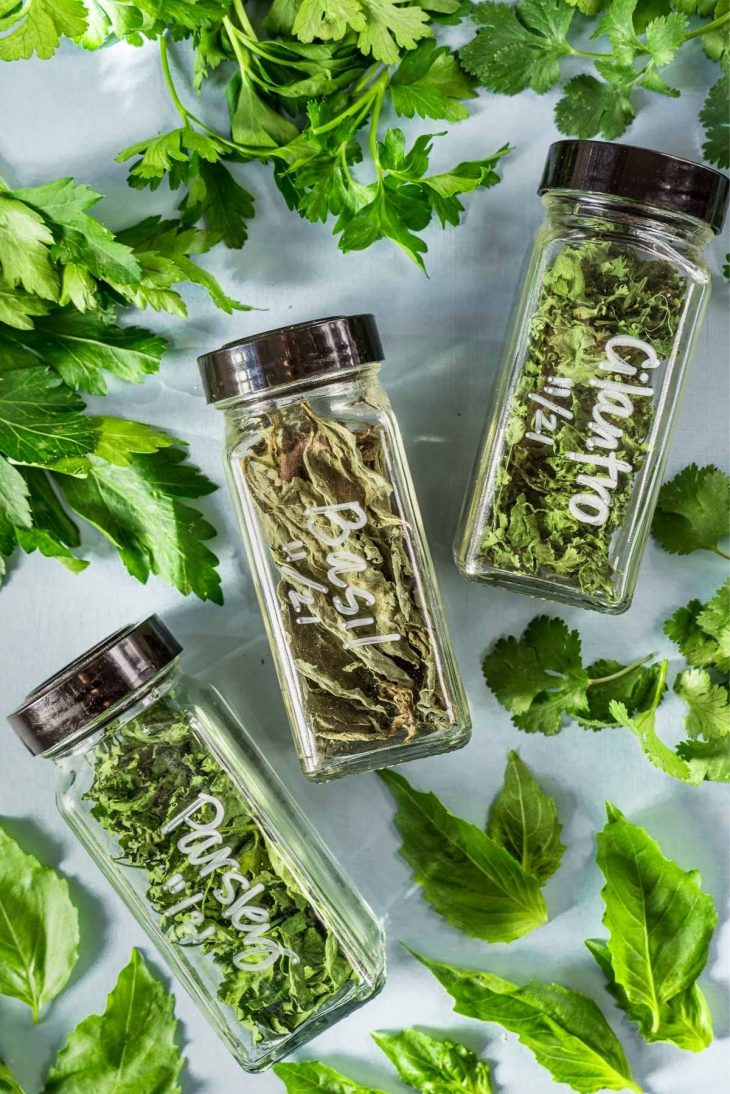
[45,948,184,1093]
[701,75,729,167]
[0,366,94,467]
[274,1060,385,1094]
[675,668,729,739]
[0,0,87,59]
[487,750,565,883]
[677,734,730,781]
[0,454,31,530]
[460,0,573,94]
[0,194,59,301]
[0,274,50,330]
[664,592,728,672]
[652,463,730,555]
[0,826,80,1021]
[60,449,222,602]
[380,769,547,942]
[372,1028,492,1093]
[643,10,688,63]
[415,951,641,1094]
[555,75,635,139]
[595,0,640,63]
[594,803,717,1046]
[608,663,697,782]
[180,160,255,249]
[391,39,475,120]
[90,416,182,466]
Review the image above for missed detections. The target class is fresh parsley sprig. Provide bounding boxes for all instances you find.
[461,0,730,163]
[0,174,242,600]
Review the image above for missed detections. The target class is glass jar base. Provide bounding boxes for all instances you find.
[302,723,472,782]
[455,558,631,616]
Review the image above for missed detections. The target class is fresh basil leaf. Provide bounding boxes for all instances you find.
[372,1028,492,1093]
[487,750,565,883]
[380,769,547,942]
[0,825,80,1021]
[45,949,184,1093]
[593,803,717,1046]
[274,1061,386,1094]
[415,950,641,1093]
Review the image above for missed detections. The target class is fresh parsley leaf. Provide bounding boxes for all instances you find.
[274,1061,385,1094]
[0,1059,25,1094]
[0,0,87,60]
[460,0,573,94]
[293,0,432,64]
[482,615,590,734]
[0,193,59,301]
[674,667,729,740]
[487,750,565,883]
[415,951,641,1094]
[45,949,184,1093]
[0,366,94,467]
[380,768,548,942]
[0,825,80,1022]
[0,454,31,531]
[90,416,181,466]
[180,161,255,249]
[60,449,222,603]
[591,802,717,1050]
[372,1028,493,1093]
[555,74,636,138]
[390,39,475,120]
[0,274,51,330]
[652,463,730,557]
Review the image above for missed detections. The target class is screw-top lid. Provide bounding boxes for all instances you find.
[539,140,729,234]
[8,616,182,756]
[197,314,384,405]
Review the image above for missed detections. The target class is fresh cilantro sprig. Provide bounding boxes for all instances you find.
[461,0,730,160]
[652,463,730,560]
[0,174,240,600]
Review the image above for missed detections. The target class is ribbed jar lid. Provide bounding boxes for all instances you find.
[8,616,181,756]
[197,314,384,404]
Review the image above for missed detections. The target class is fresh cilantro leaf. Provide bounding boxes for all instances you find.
[701,74,730,168]
[677,734,730,782]
[664,588,730,672]
[652,463,730,557]
[586,937,713,1052]
[0,0,87,60]
[700,0,729,67]
[0,366,94,467]
[60,449,222,602]
[555,74,635,138]
[0,193,59,301]
[45,949,184,1093]
[293,0,432,64]
[415,951,642,1093]
[696,579,730,669]
[643,9,688,63]
[391,39,475,120]
[460,0,573,94]
[581,657,664,728]
[0,825,80,1022]
[608,662,698,783]
[592,802,717,1049]
[274,1061,385,1094]
[487,750,566,883]
[380,768,548,941]
[0,1059,25,1094]
[675,667,729,739]
[483,615,590,734]
[10,179,140,285]
[292,0,369,43]
[595,0,640,63]
[372,1028,493,1093]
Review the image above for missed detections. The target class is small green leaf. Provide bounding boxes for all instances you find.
[555,75,635,139]
[274,1061,385,1094]
[0,194,59,301]
[0,366,94,467]
[372,1028,492,1093]
[487,751,565,883]
[643,10,688,64]
[380,769,547,942]
[608,663,697,783]
[0,825,80,1021]
[652,464,730,556]
[0,0,87,60]
[677,734,730,782]
[674,668,729,740]
[460,0,573,94]
[415,950,641,1094]
[45,949,184,1093]
[391,39,475,121]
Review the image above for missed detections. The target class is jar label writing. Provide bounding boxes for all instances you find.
[525,335,661,527]
[161,793,298,972]
[281,500,402,649]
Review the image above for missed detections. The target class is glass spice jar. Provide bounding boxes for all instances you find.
[198,315,470,781]
[455,140,729,614]
[8,618,385,1072]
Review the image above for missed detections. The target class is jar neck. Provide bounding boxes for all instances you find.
[43,662,181,761]
[543,191,713,256]
[218,362,383,426]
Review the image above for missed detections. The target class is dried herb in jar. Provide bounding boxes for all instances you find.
[242,403,449,759]
[480,241,686,598]
[86,699,355,1041]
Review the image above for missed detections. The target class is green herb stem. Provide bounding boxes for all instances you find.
[711,544,730,561]
[587,654,655,688]
[684,11,730,42]
[159,36,240,154]
[368,74,389,180]
[232,0,257,40]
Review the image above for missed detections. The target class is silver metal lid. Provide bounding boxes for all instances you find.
[8,616,182,756]
[197,314,384,405]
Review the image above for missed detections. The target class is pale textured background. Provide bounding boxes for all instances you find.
[0,28,728,1094]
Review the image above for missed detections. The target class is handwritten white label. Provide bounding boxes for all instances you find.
[161,793,298,972]
[281,501,401,650]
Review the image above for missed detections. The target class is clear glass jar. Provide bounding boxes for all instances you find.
[8,618,385,1073]
[456,140,728,614]
[198,315,470,780]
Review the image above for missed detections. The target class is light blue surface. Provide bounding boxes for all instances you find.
[0,31,728,1094]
